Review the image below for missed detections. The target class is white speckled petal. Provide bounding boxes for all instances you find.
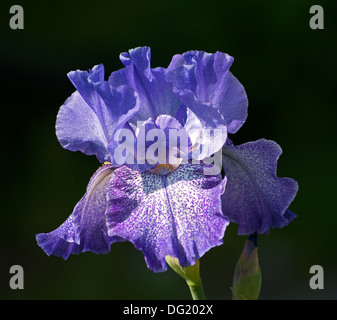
[106,164,228,272]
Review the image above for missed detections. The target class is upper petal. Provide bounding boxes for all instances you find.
[108,47,181,123]
[183,106,227,160]
[36,164,121,259]
[56,90,111,162]
[106,164,228,272]
[166,50,248,134]
[221,139,298,235]
[57,64,140,163]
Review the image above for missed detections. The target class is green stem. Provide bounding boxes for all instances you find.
[187,280,206,300]
[165,256,206,300]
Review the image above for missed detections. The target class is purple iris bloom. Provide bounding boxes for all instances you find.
[36,47,298,272]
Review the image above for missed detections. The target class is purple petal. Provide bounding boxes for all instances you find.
[56,91,111,162]
[118,115,191,172]
[67,64,105,110]
[154,115,191,164]
[106,164,228,272]
[128,118,159,172]
[36,164,121,259]
[183,107,227,160]
[166,50,248,134]
[108,47,181,123]
[57,65,139,163]
[221,139,298,235]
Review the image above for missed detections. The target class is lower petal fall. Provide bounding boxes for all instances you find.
[221,139,298,235]
[36,164,121,259]
[106,163,228,272]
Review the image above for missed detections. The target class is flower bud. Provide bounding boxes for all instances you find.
[232,234,262,300]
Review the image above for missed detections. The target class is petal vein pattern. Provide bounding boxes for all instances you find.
[106,164,228,272]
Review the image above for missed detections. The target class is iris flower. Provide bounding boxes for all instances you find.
[36,47,298,272]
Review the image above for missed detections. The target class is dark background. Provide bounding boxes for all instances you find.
[1,0,336,300]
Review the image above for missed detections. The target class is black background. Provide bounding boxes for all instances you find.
[0,0,336,299]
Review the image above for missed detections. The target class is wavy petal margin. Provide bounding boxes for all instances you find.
[106,164,228,272]
[221,139,298,234]
[36,164,122,258]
